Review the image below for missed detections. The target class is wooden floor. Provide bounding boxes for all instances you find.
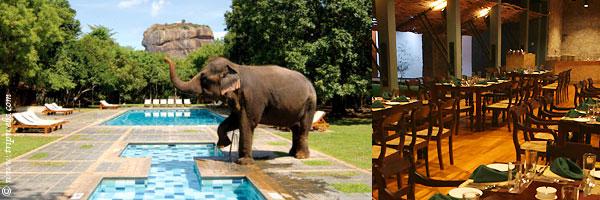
[373,85,598,199]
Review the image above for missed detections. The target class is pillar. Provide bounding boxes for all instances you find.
[520,0,530,52]
[490,0,502,69]
[547,0,562,59]
[374,0,398,92]
[447,0,462,77]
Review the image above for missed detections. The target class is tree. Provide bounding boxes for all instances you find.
[186,40,226,71]
[0,0,80,105]
[225,0,372,113]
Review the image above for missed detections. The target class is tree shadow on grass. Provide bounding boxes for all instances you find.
[329,118,371,126]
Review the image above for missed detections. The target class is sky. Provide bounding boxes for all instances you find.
[69,0,231,50]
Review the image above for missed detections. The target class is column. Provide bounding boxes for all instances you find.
[446,0,462,76]
[520,0,530,52]
[490,0,502,69]
[374,0,398,92]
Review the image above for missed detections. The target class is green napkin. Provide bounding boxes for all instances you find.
[550,157,583,180]
[392,95,409,102]
[477,80,488,85]
[565,109,584,118]
[584,98,598,104]
[469,165,509,183]
[576,103,588,111]
[382,92,392,100]
[371,100,385,108]
[488,78,498,82]
[498,76,508,80]
[429,193,458,200]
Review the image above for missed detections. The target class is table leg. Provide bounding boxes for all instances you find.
[475,91,483,131]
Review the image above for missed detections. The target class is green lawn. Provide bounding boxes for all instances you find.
[0,123,61,163]
[278,118,371,170]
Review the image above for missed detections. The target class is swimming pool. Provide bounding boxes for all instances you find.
[104,109,224,126]
[89,144,265,200]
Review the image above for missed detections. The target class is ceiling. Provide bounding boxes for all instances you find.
[376,0,545,35]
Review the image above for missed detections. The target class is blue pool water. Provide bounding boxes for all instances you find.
[90,144,265,200]
[104,109,224,126]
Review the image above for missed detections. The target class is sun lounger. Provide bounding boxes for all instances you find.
[99,100,120,109]
[152,99,160,107]
[175,99,183,107]
[144,99,152,107]
[11,112,65,134]
[23,111,65,124]
[184,99,191,107]
[312,111,329,131]
[167,99,175,107]
[42,103,73,115]
[160,99,167,107]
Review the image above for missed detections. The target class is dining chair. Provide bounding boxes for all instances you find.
[416,98,457,170]
[546,141,600,165]
[510,105,558,161]
[483,80,517,129]
[372,104,415,200]
[385,102,433,176]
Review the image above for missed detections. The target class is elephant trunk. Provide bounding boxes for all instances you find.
[165,57,203,94]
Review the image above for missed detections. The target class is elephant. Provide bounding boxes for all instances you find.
[165,57,317,165]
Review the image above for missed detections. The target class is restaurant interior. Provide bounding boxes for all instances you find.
[371,0,600,199]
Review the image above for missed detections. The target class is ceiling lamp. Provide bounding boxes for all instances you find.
[431,0,447,11]
[477,7,491,18]
[584,0,589,8]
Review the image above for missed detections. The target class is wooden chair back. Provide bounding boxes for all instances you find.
[547,141,600,166]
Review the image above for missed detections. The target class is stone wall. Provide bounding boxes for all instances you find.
[561,1,600,60]
[547,0,600,61]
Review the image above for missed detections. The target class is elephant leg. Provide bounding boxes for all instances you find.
[217,114,240,148]
[290,112,312,159]
[236,110,256,165]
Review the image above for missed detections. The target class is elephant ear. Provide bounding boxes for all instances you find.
[220,65,240,95]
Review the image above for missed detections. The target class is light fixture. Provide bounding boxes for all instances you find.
[430,0,447,11]
[584,0,589,7]
[477,7,491,18]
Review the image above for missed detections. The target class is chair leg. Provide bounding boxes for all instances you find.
[449,135,454,165]
[424,148,430,177]
[437,138,444,170]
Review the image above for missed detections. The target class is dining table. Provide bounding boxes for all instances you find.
[371,99,420,136]
[434,80,512,131]
[557,115,600,145]
[456,163,600,200]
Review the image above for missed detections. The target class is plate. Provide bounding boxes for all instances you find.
[535,194,557,200]
[448,187,483,199]
[591,170,600,179]
[384,102,401,105]
[486,163,514,172]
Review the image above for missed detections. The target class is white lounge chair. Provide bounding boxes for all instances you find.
[183,99,191,107]
[24,111,65,124]
[311,111,328,131]
[175,99,183,107]
[152,99,160,107]
[167,99,175,107]
[144,99,152,107]
[99,100,119,109]
[11,112,65,134]
[43,103,73,115]
[159,99,167,107]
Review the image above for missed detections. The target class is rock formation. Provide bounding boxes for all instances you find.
[142,22,214,58]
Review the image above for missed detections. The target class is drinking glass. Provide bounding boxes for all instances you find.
[462,192,480,200]
[524,149,537,180]
[583,153,596,175]
[561,185,579,200]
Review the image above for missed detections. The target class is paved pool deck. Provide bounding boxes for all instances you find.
[0,107,370,200]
